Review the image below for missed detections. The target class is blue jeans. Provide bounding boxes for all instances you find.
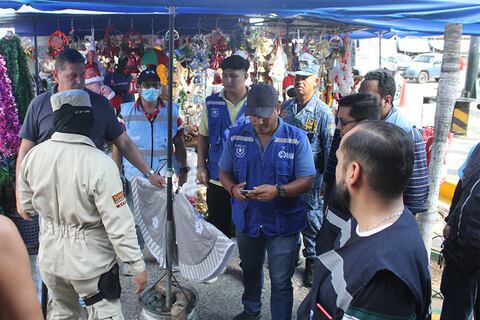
[301,207,324,260]
[236,230,297,320]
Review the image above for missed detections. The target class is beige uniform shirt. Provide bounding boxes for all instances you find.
[19,132,145,280]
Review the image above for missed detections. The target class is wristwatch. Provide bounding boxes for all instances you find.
[180,167,190,174]
[144,168,155,179]
[276,184,286,198]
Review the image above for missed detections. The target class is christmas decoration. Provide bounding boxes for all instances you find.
[0,34,35,122]
[0,54,20,188]
[47,29,70,59]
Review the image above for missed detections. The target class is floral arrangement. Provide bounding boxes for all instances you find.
[0,54,20,213]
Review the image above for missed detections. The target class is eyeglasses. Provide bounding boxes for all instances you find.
[336,118,359,127]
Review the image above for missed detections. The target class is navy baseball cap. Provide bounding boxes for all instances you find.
[246,84,279,118]
[295,52,320,77]
[137,68,160,85]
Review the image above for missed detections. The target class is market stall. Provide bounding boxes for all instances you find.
[1,1,479,318]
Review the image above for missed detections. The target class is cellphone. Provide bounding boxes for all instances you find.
[240,189,252,195]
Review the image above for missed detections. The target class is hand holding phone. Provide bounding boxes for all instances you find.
[240,189,252,196]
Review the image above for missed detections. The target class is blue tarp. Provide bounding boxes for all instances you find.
[1,0,479,36]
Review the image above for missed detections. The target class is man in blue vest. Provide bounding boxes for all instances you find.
[282,52,334,287]
[298,121,431,320]
[441,143,480,319]
[197,55,250,238]
[219,84,316,320]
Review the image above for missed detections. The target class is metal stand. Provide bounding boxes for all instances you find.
[165,5,176,311]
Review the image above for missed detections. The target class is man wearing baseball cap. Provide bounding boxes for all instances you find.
[18,89,147,319]
[219,84,316,320]
[282,52,334,286]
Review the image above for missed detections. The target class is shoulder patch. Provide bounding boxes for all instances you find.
[112,191,127,208]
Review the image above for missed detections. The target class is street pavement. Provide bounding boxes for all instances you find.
[118,245,310,320]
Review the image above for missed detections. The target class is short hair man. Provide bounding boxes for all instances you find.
[282,52,334,286]
[359,69,429,214]
[16,48,165,220]
[440,143,480,319]
[197,54,250,238]
[219,84,315,320]
[18,90,147,319]
[323,93,381,208]
[298,121,431,320]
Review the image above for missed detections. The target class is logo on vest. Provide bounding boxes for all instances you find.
[278,146,294,160]
[211,108,220,119]
[235,144,246,158]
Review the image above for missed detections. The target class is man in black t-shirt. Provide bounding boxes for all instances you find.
[16,48,165,220]
[298,121,431,320]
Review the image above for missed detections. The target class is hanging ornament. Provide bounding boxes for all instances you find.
[189,34,210,72]
[48,30,70,59]
[123,28,144,74]
[101,25,122,60]
[206,29,229,69]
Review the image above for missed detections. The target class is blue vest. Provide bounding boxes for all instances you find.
[206,93,248,181]
[228,121,306,237]
[298,210,431,319]
[121,101,179,180]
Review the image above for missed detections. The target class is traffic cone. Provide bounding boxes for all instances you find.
[398,78,408,107]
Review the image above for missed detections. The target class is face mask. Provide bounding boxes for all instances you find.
[141,88,160,102]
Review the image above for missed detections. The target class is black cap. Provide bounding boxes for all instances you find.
[246,84,279,118]
[137,68,160,85]
[221,55,249,71]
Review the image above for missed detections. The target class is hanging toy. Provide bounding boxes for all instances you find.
[101,25,122,61]
[48,30,70,59]
[123,28,144,74]
[206,29,229,69]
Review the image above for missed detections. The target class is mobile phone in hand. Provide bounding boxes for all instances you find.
[240,189,252,195]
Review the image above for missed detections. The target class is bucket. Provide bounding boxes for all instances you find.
[139,282,199,320]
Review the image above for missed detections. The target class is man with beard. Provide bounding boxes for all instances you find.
[298,121,431,320]
[282,52,334,286]
[197,54,250,238]
[219,84,315,320]
[322,93,381,210]
[18,90,147,319]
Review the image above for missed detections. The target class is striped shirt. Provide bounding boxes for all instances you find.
[323,123,429,214]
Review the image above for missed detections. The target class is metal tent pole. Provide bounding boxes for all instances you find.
[33,19,40,95]
[165,5,176,311]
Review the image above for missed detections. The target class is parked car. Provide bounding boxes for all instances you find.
[403,53,443,84]
[382,53,412,72]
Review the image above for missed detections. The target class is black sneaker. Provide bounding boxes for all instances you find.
[233,311,262,320]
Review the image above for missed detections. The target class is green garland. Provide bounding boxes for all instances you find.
[0,36,35,122]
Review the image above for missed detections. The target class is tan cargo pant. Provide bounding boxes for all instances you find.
[40,269,124,320]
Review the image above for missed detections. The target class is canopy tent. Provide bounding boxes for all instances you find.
[0,0,479,36]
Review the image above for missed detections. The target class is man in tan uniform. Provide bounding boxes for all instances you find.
[19,89,147,319]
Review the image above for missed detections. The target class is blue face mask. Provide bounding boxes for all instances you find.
[141,88,160,102]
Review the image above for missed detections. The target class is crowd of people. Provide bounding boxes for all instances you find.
[2,47,478,320]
